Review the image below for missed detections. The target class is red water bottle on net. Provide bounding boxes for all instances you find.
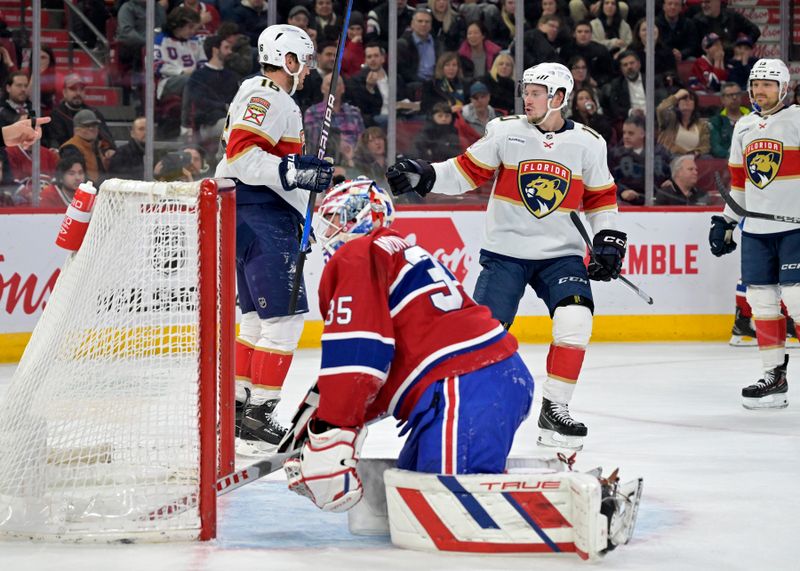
[55,181,98,251]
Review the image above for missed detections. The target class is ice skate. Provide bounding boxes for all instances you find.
[537,398,587,450]
[742,355,789,410]
[599,468,644,552]
[237,399,288,456]
[729,307,757,346]
[234,388,249,439]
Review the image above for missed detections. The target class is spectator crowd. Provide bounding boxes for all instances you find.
[0,0,792,208]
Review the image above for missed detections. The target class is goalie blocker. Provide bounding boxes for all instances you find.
[346,458,642,561]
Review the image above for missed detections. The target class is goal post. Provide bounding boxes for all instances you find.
[0,178,235,542]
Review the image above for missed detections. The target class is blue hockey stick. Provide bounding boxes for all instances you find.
[288,0,355,314]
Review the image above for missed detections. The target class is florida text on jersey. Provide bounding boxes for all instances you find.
[727,105,800,234]
[313,228,518,428]
[430,116,618,260]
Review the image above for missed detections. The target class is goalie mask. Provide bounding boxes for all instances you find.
[316,177,395,260]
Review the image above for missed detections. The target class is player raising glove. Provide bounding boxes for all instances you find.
[588,229,627,281]
[279,154,334,193]
[284,420,367,512]
[708,215,738,257]
[386,158,436,197]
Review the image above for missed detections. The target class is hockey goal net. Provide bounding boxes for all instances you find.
[0,178,235,542]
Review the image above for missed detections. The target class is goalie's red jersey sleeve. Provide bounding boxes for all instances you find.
[315,228,518,428]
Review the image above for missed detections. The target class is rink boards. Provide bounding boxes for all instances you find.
[0,207,739,361]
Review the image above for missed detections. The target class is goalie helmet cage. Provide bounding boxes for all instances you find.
[0,178,235,542]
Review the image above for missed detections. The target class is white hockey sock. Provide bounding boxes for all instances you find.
[542,376,577,404]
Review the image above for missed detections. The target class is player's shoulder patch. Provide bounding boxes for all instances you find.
[242,96,271,126]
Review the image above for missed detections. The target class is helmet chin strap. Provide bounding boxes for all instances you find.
[283,61,306,96]
[748,83,787,115]
[530,97,566,127]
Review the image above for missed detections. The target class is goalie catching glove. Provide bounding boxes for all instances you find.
[279,154,334,193]
[588,229,627,281]
[284,420,367,512]
[386,158,436,197]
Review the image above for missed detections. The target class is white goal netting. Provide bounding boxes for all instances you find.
[0,179,232,542]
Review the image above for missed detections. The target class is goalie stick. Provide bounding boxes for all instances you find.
[569,211,654,305]
[288,0,355,314]
[144,385,320,521]
[714,172,800,224]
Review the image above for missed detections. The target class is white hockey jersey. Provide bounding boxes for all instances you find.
[154,33,206,98]
[431,116,618,260]
[725,104,800,234]
[214,74,308,214]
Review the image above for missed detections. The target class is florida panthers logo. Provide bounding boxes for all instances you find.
[745,139,782,189]
[518,160,571,219]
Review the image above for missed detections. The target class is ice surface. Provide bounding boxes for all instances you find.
[0,342,797,571]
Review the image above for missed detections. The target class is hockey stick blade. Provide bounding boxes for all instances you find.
[143,450,299,521]
[569,211,653,305]
[143,386,320,521]
[714,172,800,224]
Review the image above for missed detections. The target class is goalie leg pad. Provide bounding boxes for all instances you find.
[347,458,397,536]
[348,456,568,537]
[384,468,641,560]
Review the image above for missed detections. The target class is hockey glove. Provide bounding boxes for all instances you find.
[709,215,738,257]
[284,420,366,513]
[279,154,334,193]
[588,229,627,281]
[386,158,436,197]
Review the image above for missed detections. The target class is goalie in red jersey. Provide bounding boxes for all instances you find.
[283,177,534,512]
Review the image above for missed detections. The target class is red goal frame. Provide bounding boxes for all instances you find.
[198,178,236,540]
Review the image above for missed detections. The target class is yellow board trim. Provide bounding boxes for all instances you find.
[0,315,737,363]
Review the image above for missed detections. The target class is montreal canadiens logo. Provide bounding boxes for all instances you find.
[745,139,782,189]
[517,160,571,219]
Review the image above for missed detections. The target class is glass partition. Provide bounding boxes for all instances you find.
[1,0,793,210]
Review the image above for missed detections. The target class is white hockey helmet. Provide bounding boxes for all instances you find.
[520,62,574,109]
[315,177,395,260]
[748,58,790,111]
[257,24,316,94]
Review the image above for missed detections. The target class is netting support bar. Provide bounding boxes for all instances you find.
[218,182,237,479]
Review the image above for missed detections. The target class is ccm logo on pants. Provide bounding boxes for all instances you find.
[781,263,800,270]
